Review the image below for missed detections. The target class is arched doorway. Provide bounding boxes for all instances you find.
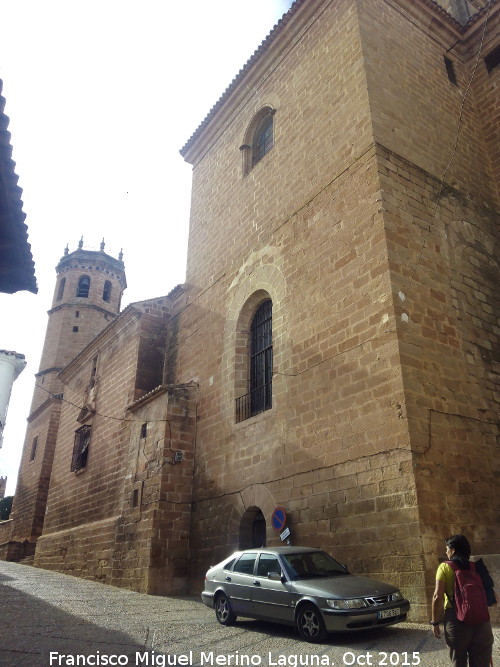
[239,506,266,549]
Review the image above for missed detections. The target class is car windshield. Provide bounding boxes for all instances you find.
[282,551,348,580]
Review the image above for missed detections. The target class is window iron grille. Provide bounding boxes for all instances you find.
[252,114,273,166]
[235,299,272,422]
[71,425,91,472]
[235,383,272,423]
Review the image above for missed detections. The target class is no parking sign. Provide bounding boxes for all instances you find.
[271,506,287,532]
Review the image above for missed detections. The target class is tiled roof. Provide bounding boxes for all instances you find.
[461,0,499,28]
[0,79,37,294]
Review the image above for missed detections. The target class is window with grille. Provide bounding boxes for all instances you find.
[71,425,91,472]
[236,299,272,422]
[252,113,274,166]
[241,107,275,175]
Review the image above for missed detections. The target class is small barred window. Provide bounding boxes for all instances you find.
[71,425,91,472]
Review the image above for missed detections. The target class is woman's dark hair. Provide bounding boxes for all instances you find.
[445,534,471,560]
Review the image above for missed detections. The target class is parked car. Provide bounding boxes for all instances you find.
[201,546,410,643]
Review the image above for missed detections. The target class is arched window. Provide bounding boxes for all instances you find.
[236,298,272,422]
[241,107,275,175]
[102,280,112,302]
[76,275,90,298]
[56,277,66,301]
[250,299,273,413]
[252,113,274,166]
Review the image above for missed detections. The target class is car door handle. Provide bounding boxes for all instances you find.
[253,580,261,586]
[225,576,231,581]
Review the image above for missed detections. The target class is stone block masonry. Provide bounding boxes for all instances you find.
[177,0,499,621]
[2,0,498,626]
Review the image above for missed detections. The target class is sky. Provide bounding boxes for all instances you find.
[0,0,294,496]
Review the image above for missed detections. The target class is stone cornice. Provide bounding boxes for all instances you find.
[47,302,118,318]
[27,394,62,424]
[35,367,63,378]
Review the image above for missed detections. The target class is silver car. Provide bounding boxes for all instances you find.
[201,546,410,643]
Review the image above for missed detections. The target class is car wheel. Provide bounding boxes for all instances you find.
[296,603,328,643]
[215,593,237,626]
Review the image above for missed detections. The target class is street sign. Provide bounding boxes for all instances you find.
[271,506,287,531]
[280,527,291,542]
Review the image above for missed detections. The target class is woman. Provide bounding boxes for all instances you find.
[431,534,494,667]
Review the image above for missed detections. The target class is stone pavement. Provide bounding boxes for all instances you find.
[0,561,498,667]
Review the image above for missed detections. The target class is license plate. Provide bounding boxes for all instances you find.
[378,608,400,619]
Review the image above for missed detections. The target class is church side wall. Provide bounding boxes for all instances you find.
[357,0,500,604]
[376,145,500,612]
[358,0,499,209]
[185,0,375,289]
[177,0,500,622]
[468,9,500,206]
[177,0,425,616]
[34,314,143,580]
[182,148,421,609]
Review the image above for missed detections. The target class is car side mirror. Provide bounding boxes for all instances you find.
[268,572,283,581]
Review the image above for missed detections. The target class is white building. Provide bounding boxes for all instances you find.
[0,350,26,449]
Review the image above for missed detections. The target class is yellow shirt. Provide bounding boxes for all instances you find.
[436,562,455,609]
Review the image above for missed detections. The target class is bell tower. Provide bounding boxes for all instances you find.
[5,240,126,559]
[31,239,126,415]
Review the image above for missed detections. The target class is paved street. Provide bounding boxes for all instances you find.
[0,561,498,667]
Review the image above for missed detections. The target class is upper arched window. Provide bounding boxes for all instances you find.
[241,107,275,175]
[56,277,66,301]
[252,114,274,166]
[102,280,112,302]
[76,275,91,298]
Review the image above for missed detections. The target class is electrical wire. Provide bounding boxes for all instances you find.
[33,380,196,424]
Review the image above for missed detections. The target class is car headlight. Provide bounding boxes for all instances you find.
[326,598,367,610]
[391,591,403,601]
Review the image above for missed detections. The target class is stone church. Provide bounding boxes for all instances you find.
[1,0,499,622]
